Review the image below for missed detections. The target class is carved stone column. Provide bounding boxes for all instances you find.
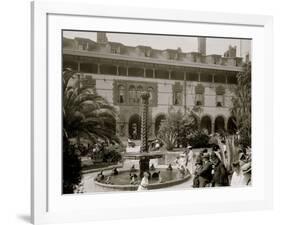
[139,91,150,177]
[140,92,150,153]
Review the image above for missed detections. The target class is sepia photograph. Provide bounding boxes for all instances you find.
[62,30,252,194]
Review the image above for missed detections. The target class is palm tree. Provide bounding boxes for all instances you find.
[63,69,120,145]
[62,68,120,193]
[231,62,251,147]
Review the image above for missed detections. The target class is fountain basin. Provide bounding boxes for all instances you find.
[94,168,191,191]
[123,151,165,160]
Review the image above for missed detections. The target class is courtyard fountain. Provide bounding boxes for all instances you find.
[94,91,191,191]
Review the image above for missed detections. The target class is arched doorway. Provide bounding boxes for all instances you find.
[155,114,166,136]
[200,116,212,134]
[128,114,141,140]
[227,117,237,135]
[214,116,225,134]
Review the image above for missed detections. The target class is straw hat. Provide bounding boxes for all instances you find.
[241,162,251,174]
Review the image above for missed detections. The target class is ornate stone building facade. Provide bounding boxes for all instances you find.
[63,33,243,140]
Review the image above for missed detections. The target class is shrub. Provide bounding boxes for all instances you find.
[102,145,123,163]
[157,108,198,151]
[187,130,210,148]
[91,144,124,164]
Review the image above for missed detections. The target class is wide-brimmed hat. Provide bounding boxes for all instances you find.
[187,145,193,149]
[202,153,210,160]
[210,151,221,161]
[241,162,251,174]
[195,158,203,165]
[143,172,150,177]
[232,161,240,168]
[239,152,246,161]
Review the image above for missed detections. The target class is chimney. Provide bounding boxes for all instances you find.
[224,45,237,58]
[198,37,206,55]
[97,32,108,44]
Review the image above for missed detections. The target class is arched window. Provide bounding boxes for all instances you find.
[195,84,205,106]
[136,86,143,103]
[118,85,125,103]
[147,87,153,104]
[216,95,224,107]
[128,114,141,140]
[174,91,182,105]
[129,85,136,104]
[216,86,225,107]
[144,49,151,57]
[173,82,183,105]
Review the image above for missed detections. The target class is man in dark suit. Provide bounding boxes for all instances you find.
[198,153,213,187]
[210,152,229,187]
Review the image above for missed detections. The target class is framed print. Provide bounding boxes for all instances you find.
[31,1,273,224]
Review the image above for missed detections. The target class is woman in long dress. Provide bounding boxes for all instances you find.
[186,147,196,175]
[230,161,250,186]
[137,172,149,191]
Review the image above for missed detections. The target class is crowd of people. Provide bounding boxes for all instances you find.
[136,135,252,191]
[187,142,251,188]
[92,135,251,191]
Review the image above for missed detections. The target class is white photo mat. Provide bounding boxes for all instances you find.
[32,1,273,224]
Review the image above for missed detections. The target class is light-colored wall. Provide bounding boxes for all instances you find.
[95,79,114,104]
[84,73,235,128]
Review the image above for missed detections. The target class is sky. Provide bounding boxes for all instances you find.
[63,30,251,58]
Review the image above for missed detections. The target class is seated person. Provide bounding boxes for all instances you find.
[130,165,137,173]
[154,140,161,150]
[127,138,136,148]
[105,176,113,185]
[175,156,181,169]
[129,173,138,185]
[178,165,186,177]
[150,164,156,171]
[95,170,105,181]
[111,167,119,176]
[151,171,160,179]
[130,172,138,178]
[166,164,173,171]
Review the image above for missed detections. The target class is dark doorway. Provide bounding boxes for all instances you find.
[214,116,225,134]
[200,116,212,134]
[128,114,141,140]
